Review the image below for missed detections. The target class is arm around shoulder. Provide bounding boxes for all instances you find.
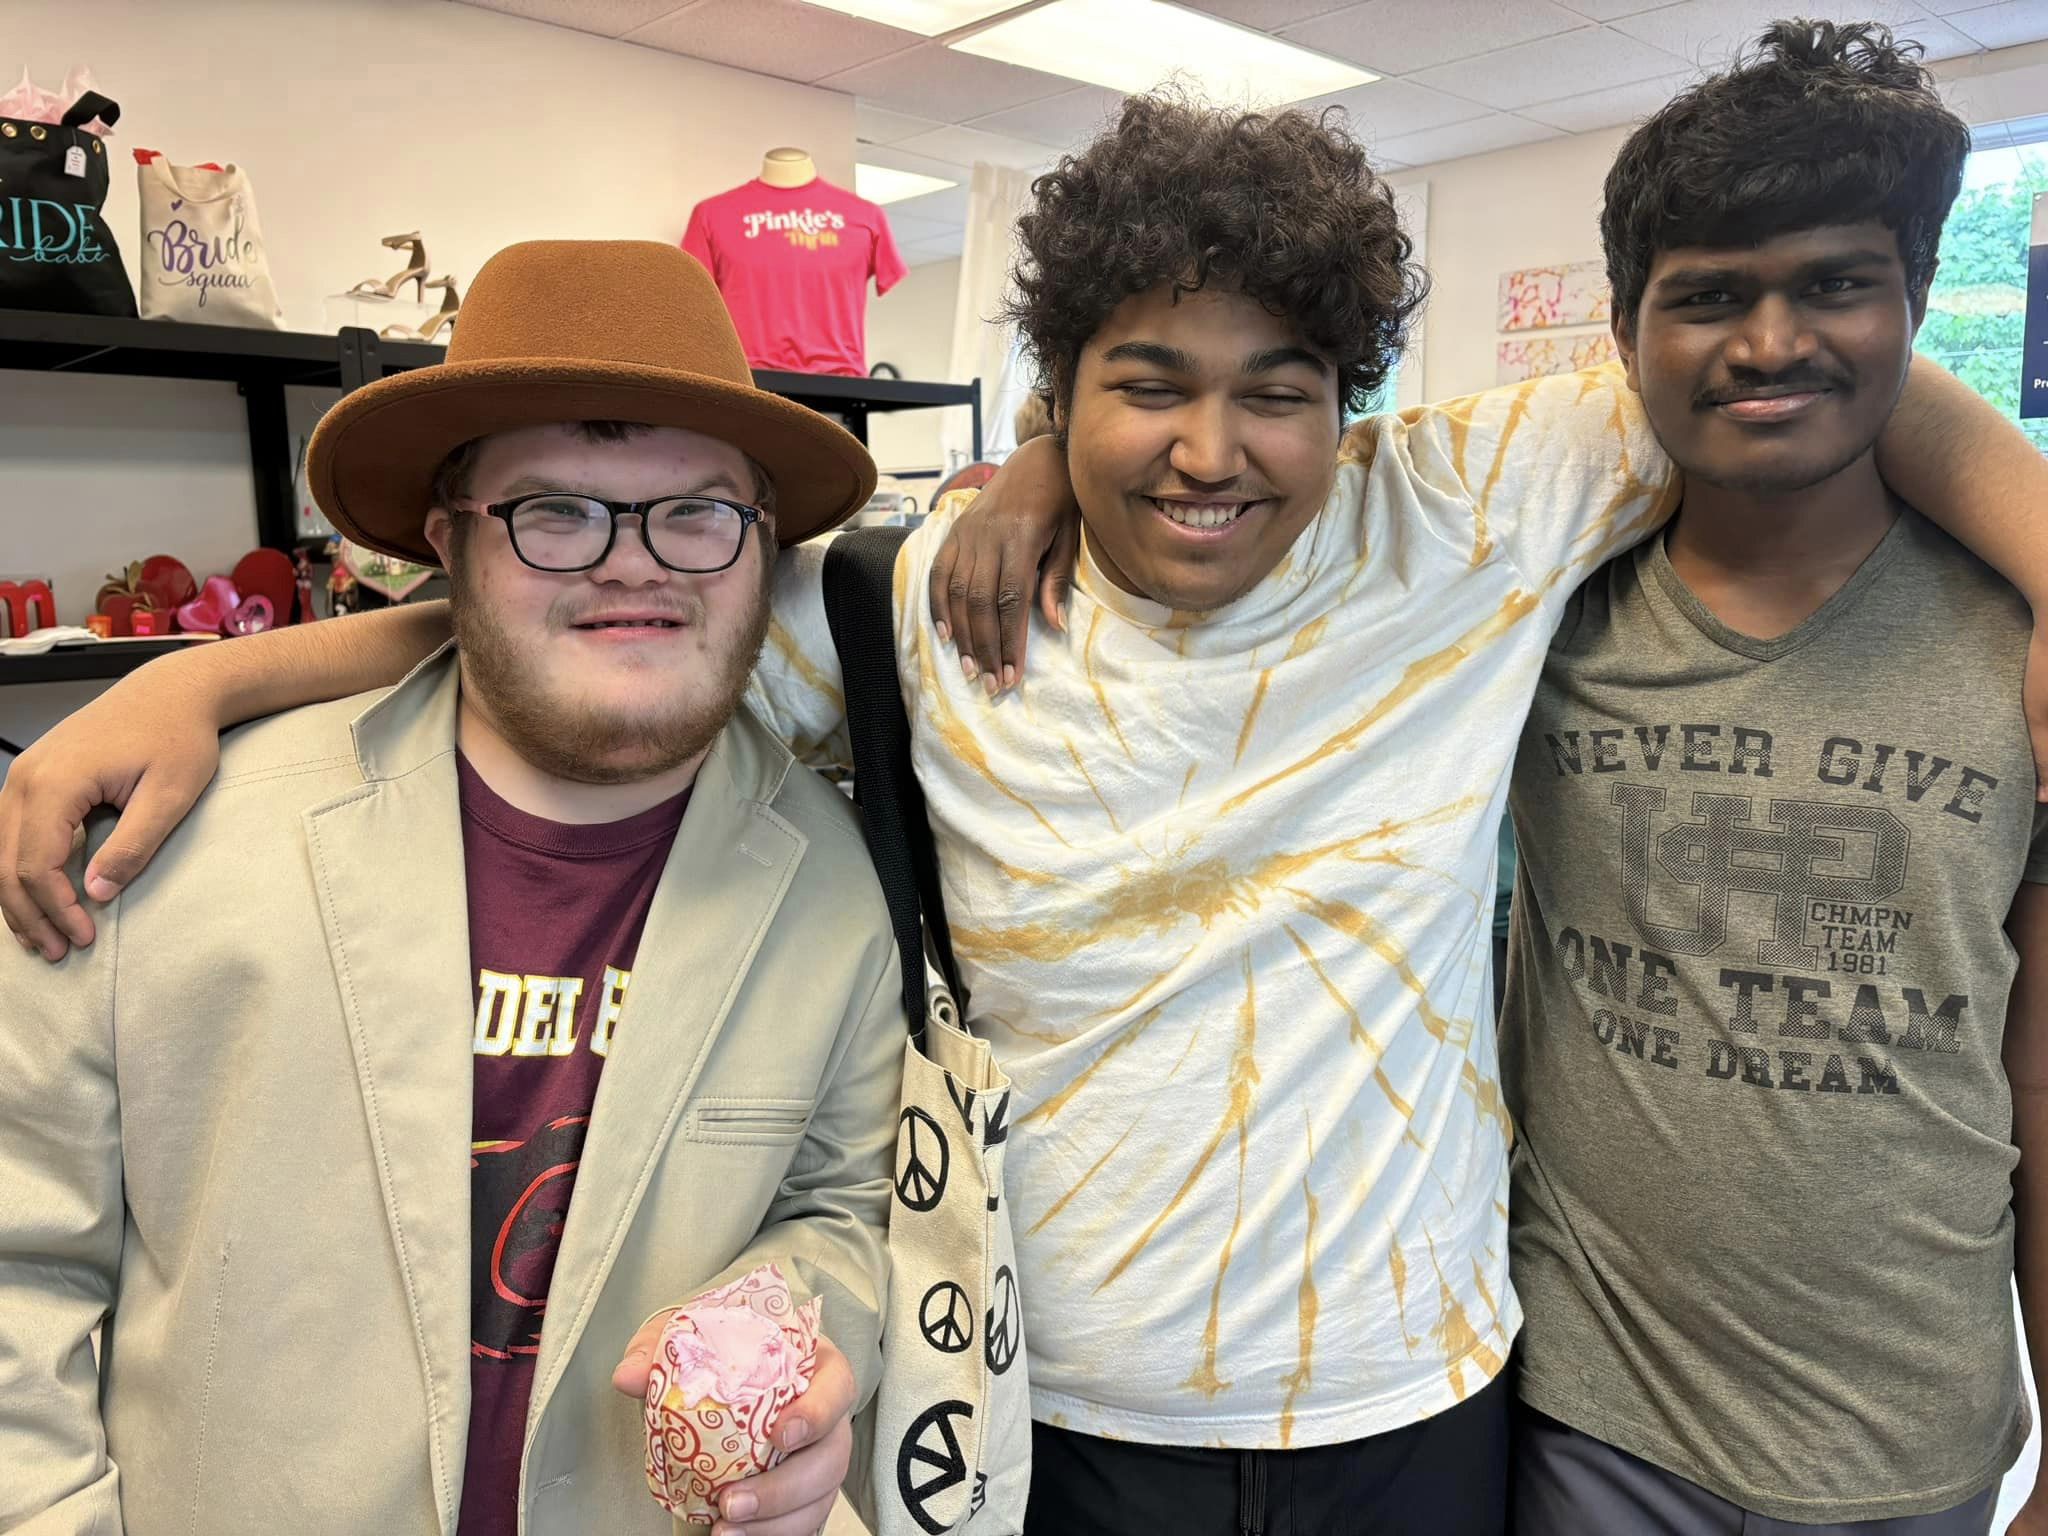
[0,602,452,960]
[1394,364,1677,586]
[1879,355,2048,609]
[1879,357,2048,797]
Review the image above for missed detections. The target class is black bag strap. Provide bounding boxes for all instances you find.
[822,526,967,1042]
[61,93,120,131]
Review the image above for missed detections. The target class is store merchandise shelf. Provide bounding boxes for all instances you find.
[0,310,983,691]
[0,639,199,687]
[0,309,443,386]
[0,311,982,428]
[0,311,983,555]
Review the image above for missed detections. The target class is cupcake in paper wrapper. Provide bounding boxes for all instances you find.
[643,1262,823,1524]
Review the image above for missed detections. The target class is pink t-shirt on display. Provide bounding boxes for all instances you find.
[681,177,906,376]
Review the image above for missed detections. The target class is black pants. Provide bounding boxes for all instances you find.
[1023,1373,1510,1536]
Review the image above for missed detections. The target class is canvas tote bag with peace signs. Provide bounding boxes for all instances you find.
[824,528,1032,1536]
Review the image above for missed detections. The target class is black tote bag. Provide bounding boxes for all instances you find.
[0,90,137,316]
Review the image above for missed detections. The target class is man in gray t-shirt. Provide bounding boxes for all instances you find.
[1508,515,2047,1525]
[1503,22,2048,1536]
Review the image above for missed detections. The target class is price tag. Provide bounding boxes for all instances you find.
[64,144,87,177]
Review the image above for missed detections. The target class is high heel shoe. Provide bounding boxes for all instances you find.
[348,231,428,301]
[381,275,461,343]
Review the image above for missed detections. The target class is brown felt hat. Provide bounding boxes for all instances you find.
[308,240,876,567]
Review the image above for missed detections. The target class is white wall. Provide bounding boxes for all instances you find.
[1,0,857,757]
[1386,128,1628,402]
[866,258,962,477]
[11,0,857,334]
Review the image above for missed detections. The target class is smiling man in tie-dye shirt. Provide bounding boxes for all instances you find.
[6,90,2047,1536]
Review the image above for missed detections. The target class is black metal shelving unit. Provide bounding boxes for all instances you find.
[0,310,981,688]
[0,639,204,686]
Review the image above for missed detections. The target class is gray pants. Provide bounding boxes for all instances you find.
[1513,1403,1997,1536]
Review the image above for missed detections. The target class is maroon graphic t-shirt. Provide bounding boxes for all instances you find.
[454,752,689,1536]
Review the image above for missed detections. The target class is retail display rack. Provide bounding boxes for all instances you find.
[0,310,980,686]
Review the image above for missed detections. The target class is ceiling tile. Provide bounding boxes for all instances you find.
[890,184,973,224]
[1374,111,1562,164]
[856,103,950,146]
[1178,0,1364,26]
[1552,0,1682,19]
[901,229,969,264]
[1302,77,1494,140]
[965,85,1128,149]
[863,151,975,223]
[1518,68,1698,131]
[1943,0,2048,51]
[1610,0,1979,69]
[818,40,1075,119]
[1883,16,1981,60]
[1280,0,1589,75]
[858,140,975,180]
[1409,27,1686,108]
[880,210,960,243]
[897,124,1062,169]
[622,0,913,81]
[456,0,695,37]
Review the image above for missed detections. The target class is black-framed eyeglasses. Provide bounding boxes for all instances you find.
[471,492,766,574]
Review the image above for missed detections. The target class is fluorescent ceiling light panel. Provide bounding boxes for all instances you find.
[857,163,960,203]
[801,0,1023,36]
[950,0,1375,104]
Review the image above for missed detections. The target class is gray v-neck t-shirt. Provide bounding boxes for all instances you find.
[1504,511,2048,1522]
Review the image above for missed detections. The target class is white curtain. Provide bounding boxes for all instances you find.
[1392,181,1429,411]
[942,163,1038,469]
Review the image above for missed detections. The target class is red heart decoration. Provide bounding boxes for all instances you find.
[231,549,298,627]
[177,574,240,636]
[137,555,197,616]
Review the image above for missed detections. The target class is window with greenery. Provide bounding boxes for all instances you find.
[1916,133,2048,453]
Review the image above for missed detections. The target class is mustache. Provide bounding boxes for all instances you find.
[552,597,704,628]
[1695,367,1850,408]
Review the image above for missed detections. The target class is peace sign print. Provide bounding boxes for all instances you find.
[896,1107,950,1213]
[985,1265,1019,1376]
[919,1280,974,1354]
[897,1399,973,1535]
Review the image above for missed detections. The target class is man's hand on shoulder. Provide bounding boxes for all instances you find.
[1,666,222,960]
[927,433,1080,695]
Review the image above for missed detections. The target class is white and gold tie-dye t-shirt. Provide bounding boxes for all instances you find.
[747,365,1675,1449]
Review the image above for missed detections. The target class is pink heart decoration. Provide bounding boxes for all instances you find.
[227,594,274,636]
[176,574,240,635]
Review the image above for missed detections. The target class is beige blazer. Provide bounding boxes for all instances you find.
[0,650,904,1535]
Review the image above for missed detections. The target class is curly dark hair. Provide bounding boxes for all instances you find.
[1602,19,1968,331]
[1003,93,1427,420]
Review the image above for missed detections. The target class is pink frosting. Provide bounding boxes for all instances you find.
[664,1301,808,1412]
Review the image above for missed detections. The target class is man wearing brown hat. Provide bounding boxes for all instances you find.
[0,240,904,1536]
